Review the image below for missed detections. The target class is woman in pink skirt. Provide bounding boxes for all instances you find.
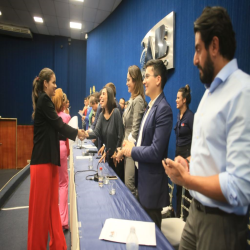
[52,89,71,230]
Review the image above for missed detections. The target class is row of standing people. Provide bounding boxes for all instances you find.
[84,60,174,230]
[27,61,176,249]
[85,64,194,220]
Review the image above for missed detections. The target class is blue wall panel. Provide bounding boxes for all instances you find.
[54,36,69,93]
[0,34,54,124]
[86,0,250,162]
[0,34,86,125]
[68,39,87,128]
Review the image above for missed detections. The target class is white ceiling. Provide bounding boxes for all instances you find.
[0,0,122,40]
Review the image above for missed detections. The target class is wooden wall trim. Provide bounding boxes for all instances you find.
[17,125,33,169]
[0,119,17,169]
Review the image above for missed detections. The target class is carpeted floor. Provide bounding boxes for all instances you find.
[0,168,71,250]
[0,169,21,190]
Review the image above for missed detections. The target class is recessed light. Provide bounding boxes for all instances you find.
[0,11,2,16]
[34,16,43,23]
[75,0,84,2]
[70,22,82,29]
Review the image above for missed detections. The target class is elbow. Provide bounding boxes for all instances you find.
[220,172,250,207]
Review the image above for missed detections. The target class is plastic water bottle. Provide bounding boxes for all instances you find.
[126,227,139,250]
[98,167,103,187]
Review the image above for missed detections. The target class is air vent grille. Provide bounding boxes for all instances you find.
[0,23,32,38]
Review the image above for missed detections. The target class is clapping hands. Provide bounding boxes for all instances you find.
[115,147,124,163]
[122,140,134,157]
[162,156,190,186]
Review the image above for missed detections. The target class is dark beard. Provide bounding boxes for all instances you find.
[198,52,214,85]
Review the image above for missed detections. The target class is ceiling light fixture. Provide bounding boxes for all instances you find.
[75,0,84,2]
[70,22,82,29]
[34,17,43,23]
[0,11,2,16]
[85,34,88,39]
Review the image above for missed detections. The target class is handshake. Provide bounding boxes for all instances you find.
[77,129,89,141]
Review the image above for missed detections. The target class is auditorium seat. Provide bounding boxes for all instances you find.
[161,184,191,249]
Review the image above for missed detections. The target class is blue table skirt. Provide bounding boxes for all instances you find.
[73,142,173,250]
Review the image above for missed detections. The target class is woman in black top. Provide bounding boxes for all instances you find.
[28,68,85,250]
[86,86,124,181]
[174,84,194,220]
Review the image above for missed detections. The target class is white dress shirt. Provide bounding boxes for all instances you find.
[190,59,250,215]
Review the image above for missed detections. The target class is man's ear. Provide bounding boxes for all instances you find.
[156,75,161,87]
[210,36,220,57]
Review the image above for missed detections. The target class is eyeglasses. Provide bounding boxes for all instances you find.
[143,74,156,80]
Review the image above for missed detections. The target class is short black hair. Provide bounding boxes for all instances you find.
[120,98,125,102]
[145,59,167,89]
[194,6,236,60]
[89,95,99,104]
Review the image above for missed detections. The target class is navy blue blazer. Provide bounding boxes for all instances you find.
[131,92,173,209]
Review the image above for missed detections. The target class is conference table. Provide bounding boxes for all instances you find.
[69,140,173,250]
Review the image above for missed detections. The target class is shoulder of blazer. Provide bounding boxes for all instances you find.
[37,92,52,106]
[133,95,144,102]
[132,95,145,107]
[152,92,165,108]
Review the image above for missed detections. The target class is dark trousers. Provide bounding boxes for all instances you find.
[108,155,124,183]
[141,204,162,229]
[179,200,248,250]
[175,144,191,220]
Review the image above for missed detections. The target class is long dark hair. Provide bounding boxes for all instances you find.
[32,68,55,119]
[128,65,145,102]
[102,86,116,114]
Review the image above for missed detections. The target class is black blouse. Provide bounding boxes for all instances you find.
[30,92,78,166]
[174,109,194,147]
[88,108,124,156]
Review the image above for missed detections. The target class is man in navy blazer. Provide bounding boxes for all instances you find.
[123,59,173,229]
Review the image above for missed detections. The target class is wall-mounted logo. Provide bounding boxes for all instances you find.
[140,11,175,75]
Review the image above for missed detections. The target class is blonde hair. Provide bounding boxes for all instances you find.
[32,68,55,119]
[52,88,64,113]
[128,65,145,101]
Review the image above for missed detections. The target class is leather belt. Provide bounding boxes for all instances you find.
[194,199,233,216]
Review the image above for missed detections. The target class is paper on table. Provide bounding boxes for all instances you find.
[82,144,98,150]
[76,156,91,160]
[99,218,156,246]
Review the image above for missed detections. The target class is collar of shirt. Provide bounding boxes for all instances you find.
[178,108,190,121]
[208,59,238,93]
[148,92,162,109]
